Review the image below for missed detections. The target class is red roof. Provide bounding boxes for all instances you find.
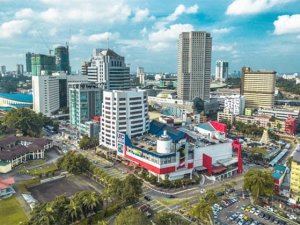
[0,177,15,190]
[212,166,227,174]
[210,121,227,134]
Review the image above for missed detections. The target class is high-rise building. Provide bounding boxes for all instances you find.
[1,65,6,76]
[137,67,145,86]
[224,95,245,115]
[26,52,33,73]
[69,83,102,128]
[54,46,71,74]
[177,31,212,101]
[290,149,300,201]
[215,60,229,82]
[100,89,149,149]
[31,54,56,76]
[81,61,91,76]
[87,48,131,90]
[16,64,24,75]
[241,69,276,109]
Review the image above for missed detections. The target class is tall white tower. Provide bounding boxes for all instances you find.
[137,67,145,86]
[215,60,229,82]
[177,31,212,101]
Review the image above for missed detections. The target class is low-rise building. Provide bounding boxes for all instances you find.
[0,136,52,173]
[217,108,235,124]
[0,93,33,111]
[272,164,287,195]
[290,149,300,201]
[0,177,15,198]
[257,108,300,123]
[79,120,100,138]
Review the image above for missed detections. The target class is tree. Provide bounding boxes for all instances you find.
[205,189,219,204]
[121,174,143,203]
[57,152,91,174]
[243,169,274,202]
[189,199,213,225]
[114,208,151,225]
[155,212,189,225]
[193,97,204,114]
[79,135,92,149]
[66,199,83,222]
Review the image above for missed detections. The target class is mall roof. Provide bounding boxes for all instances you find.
[0,93,33,103]
[272,164,287,179]
[0,177,15,190]
[149,120,186,142]
[198,123,215,132]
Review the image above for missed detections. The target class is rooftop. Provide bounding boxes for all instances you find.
[293,150,300,163]
[0,93,33,103]
[0,177,15,190]
[272,164,287,179]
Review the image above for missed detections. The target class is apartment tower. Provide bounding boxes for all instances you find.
[177,31,212,101]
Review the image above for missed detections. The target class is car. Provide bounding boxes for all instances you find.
[244,215,249,221]
[259,213,265,218]
[274,219,279,224]
[269,217,275,222]
[217,191,225,196]
[245,208,250,212]
[144,196,151,201]
[250,207,256,213]
[168,195,175,198]
[254,210,260,216]
[239,214,245,219]
[241,205,246,210]
[264,214,270,220]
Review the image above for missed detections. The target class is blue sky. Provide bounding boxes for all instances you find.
[0,0,300,74]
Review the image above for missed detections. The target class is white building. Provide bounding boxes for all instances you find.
[224,95,245,115]
[16,64,24,76]
[100,89,149,149]
[177,31,212,101]
[215,60,229,82]
[137,67,145,86]
[282,73,298,80]
[87,48,131,90]
[257,108,300,122]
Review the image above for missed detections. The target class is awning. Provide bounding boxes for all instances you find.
[217,157,238,167]
[212,166,227,174]
[194,166,207,171]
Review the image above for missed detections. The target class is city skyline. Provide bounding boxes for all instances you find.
[0,0,300,73]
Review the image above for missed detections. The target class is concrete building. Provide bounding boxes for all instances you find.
[100,89,149,149]
[0,93,32,111]
[87,48,131,90]
[79,121,100,138]
[257,108,300,122]
[224,95,245,115]
[217,108,235,124]
[31,54,56,76]
[55,45,71,74]
[241,69,276,109]
[272,164,287,195]
[69,83,102,128]
[1,65,6,76]
[81,61,91,76]
[290,149,300,201]
[215,60,229,82]
[0,178,15,197]
[26,52,32,73]
[177,31,212,101]
[16,64,24,75]
[137,67,145,86]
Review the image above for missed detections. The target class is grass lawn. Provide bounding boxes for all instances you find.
[15,178,40,193]
[24,163,58,175]
[0,196,28,225]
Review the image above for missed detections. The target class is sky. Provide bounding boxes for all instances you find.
[0,0,300,74]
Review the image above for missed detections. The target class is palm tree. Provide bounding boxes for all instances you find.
[83,191,102,214]
[66,199,82,222]
[189,199,213,225]
[205,190,219,204]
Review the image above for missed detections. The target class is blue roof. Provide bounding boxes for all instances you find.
[10,103,32,108]
[0,106,13,111]
[149,120,186,142]
[269,149,289,167]
[0,93,33,103]
[198,123,216,132]
[272,164,287,179]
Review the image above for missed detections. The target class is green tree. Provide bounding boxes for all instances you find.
[243,169,274,202]
[79,134,92,149]
[205,189,219,204]
[57,152,91,174]
[114,208,151,225]
[66,199,83,222]
[155,212,189,225]
[189,199,213,225]
[193,97,204,114]
[121,174,143,203]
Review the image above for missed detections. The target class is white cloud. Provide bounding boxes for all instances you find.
[149,24,194,43]
[15,8,34,19]
[0,19,30,39]
[212,27,233,34]
[298,35,300,39]
[38,0,131,24]
[155,4,198,29]
[274,14,300,35]
[226,0,294,15]
[140,27,147,37]
[70,32,119,44]
[213,45,233,52]
[132,8,154,23]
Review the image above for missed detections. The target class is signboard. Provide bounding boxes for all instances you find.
[117,143,124,154]
[117,132,125,144]
[131,148,143,157]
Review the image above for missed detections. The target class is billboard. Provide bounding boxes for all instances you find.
[117,132,125,144]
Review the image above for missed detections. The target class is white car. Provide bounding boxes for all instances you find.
[254,210,260,216]
[250,208,256,213]
[238,213,244,219]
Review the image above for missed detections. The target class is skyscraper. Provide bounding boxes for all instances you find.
[0,65,6,76]
[31,54,56,76]
[54,45,71,74]
[87,48,131,90]
[137,67,145,86]
[241,69,276,109]
[16,64,24,75]
[215,60,229,82]
[26,52,33,73]
[81,61,91,76]
[177,31,212,101]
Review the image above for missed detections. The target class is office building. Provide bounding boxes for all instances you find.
[26,52,33,73]
[79,121,100,138]
[16,64,24,75]
[55,45,71,74]
[177,31,212,101]
[137,67,145,86]
[87,48,131,90]
[69,83,102,128]
[100,89,149,149]
[215,60,229,82]
[290,149,300,201]
[224,95,245,115]
[1,65,6,76]
[31,54,56,76]
[81,61,91,76]
[241,69,276,109]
